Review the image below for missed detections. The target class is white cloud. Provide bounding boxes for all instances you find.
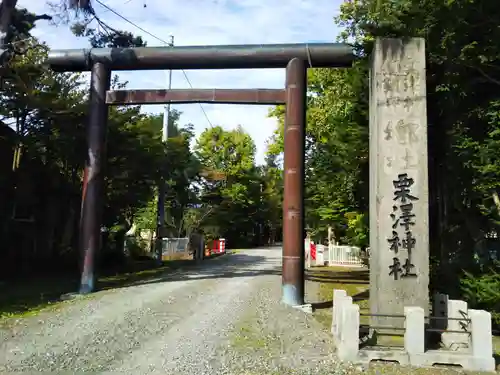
[17,0,343,164]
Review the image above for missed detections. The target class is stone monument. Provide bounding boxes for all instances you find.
[369,38,429,328]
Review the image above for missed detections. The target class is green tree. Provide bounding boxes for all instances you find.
[0,4,190,275]
[0,30,89,273]
[259,151,283,245]
[337,0,500,301]
[266,64,369,245]
[268,0,500,317]
[194,125,263,247]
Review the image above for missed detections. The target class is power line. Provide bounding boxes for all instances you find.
[94,0,214,127]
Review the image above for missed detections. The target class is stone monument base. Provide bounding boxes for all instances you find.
[331,289,496,373]
[357,348,495,372]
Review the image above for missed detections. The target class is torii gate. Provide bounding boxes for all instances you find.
[47,42,354,306]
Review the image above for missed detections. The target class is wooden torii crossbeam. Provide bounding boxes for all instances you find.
[105,88,286,106]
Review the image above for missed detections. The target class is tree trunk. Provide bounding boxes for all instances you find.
[0,0,17,49]
[492,191,500,215]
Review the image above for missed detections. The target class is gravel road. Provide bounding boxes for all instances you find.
[0,248,346,374]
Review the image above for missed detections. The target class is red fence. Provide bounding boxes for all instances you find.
[212,238,226,254]
[205,238,226,257]
[310,243,316,260]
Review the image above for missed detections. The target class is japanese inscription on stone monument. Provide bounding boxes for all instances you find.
[388,173,419,280]
[379,52,424,281]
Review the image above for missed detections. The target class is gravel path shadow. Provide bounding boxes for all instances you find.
[1,248,371,374]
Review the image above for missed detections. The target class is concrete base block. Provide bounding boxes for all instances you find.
[357,348,409,366]
[442,299,469,350]
[60,292,87,301]
[404,306,425,355]
[411,351,495,372]
[469,309,494,371]
[333,295,353,343]
[291,303,313,314]
[356,349,495,372]
[338,298,495,372]
[331,289,347,335]
[282,284,305,307]
[337,303,360,362]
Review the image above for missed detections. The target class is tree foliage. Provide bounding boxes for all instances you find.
[265,0,500,318]
[0,5,283,279]
[193,126,280,246]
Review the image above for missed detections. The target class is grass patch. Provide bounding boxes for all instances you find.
[231,325,269,350]
[0,253,229,320]
[227,310,282,368]
[307,266,369,320]
[0,276,80,320]
[308,266,405,347]
[97,258,193,290]
[493,335,500,356]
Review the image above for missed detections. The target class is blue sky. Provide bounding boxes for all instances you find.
[19,0,343,164]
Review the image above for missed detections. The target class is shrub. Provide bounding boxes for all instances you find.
[125,236,151,260]
[460,264,500,328]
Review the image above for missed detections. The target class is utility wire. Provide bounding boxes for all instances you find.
[94,0,214,127]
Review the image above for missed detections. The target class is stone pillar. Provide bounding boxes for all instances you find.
[404,306,425,355]
[331,289,348,335]
[337,303,360,362]
[442,299,469,350]
[369,38,429,329]
[468,309,495,372]
[333,295,352,342]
